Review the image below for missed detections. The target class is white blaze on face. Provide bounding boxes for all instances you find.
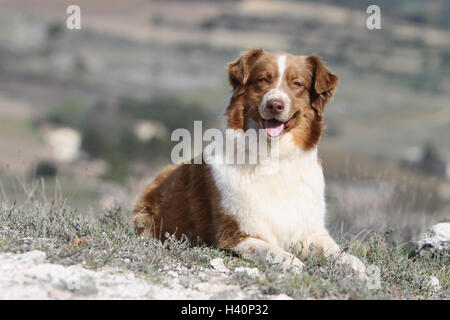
[276,55,287,88]
[259,54,291,133]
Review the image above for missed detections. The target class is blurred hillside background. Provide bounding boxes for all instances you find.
[0,0,449,243]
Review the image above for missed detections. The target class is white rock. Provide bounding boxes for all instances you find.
[25,264,69,283]
[417,223,450,251]
[234,267,260,278]
[0,250,315,299]
[427,276,441,291]
[14,250,46,263]
[270,294,293,300]
[210,258,229,273]
[1,251,255,299]
[167,271,179,278]
[25,264,97,295]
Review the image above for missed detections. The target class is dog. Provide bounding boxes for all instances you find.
[133,49,365,274]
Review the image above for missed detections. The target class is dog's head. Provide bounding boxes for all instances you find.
[225,48,338,151]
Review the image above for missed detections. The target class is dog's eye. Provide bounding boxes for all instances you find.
[293,80,303,88]
[257,77,269,83]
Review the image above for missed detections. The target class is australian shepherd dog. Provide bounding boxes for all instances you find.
[133,49,365,274]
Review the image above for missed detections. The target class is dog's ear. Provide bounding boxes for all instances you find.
[224,96,246,130]
[307,55,338,112]
[225,49,263,130]
[228,48,264,94]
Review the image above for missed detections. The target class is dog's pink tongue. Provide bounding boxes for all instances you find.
[264,119,284,137]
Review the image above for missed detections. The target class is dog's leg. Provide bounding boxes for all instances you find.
[301,230,366,274]
[233,237,304,273]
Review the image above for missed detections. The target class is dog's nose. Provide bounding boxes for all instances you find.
[266,99,284,114]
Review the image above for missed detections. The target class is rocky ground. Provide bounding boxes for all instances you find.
[0,250,291,300]
[0,202,448,300]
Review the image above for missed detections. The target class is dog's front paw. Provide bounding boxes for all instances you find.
[338,253,366,274]
[266,249,304,273]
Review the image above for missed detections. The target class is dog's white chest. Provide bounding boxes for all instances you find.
[209,148,326,250]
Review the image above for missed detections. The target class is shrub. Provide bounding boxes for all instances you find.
[34,161,58,178]
[46,98,87,128]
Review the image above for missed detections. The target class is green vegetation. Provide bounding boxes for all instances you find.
[46,98,87,128]
[45,96,214,182]
[0,200,448,299]
[118,96,214,133]
[34,161,58,178]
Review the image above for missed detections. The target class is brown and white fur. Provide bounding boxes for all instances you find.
[133,49,365,274]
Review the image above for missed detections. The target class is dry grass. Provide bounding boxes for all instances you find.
[321,146,449,243]
[0,196,448,299]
